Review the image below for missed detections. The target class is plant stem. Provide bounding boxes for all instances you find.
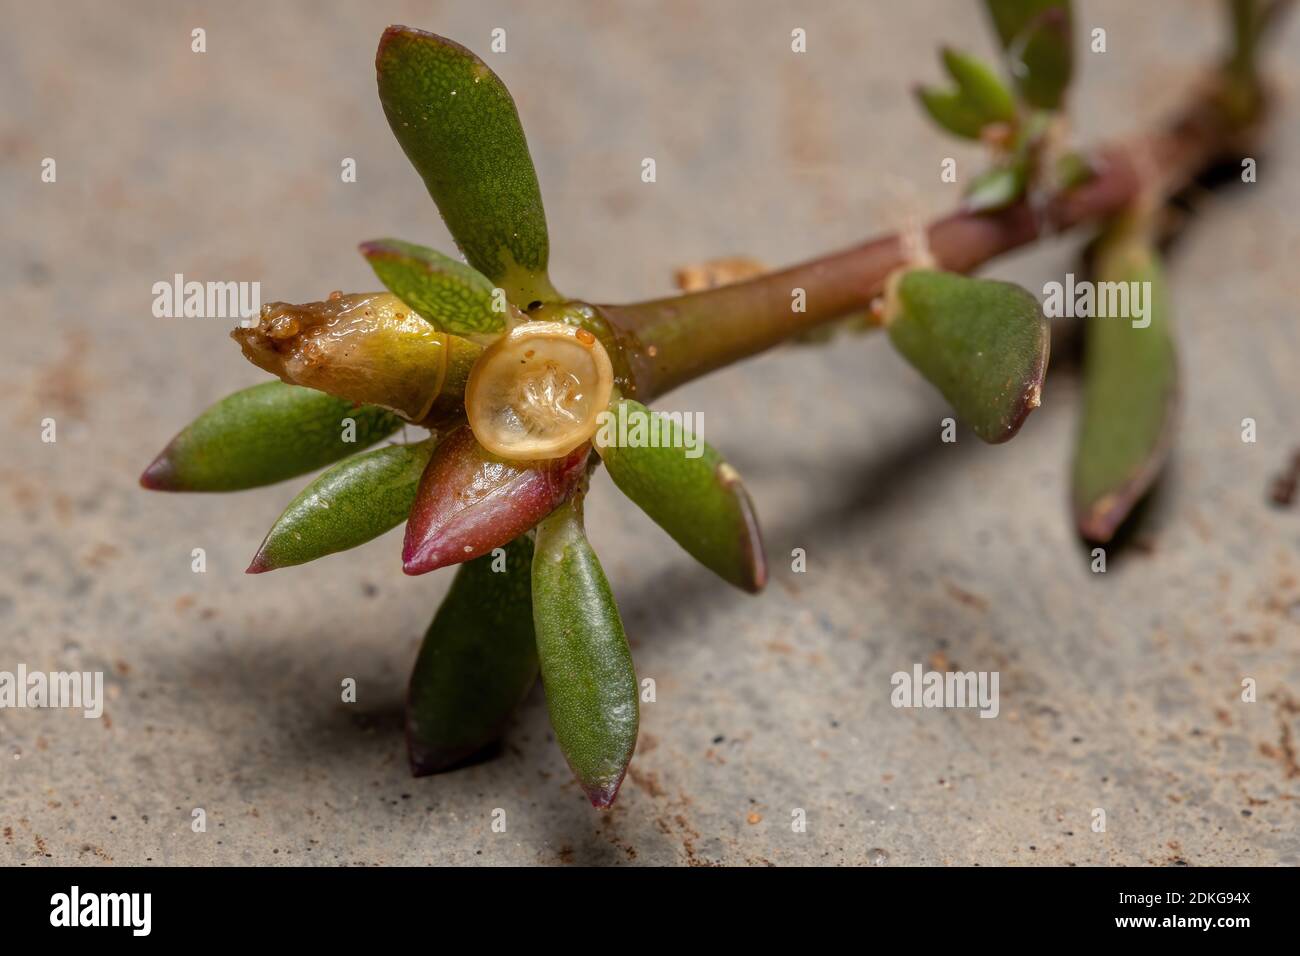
[601,72,1269,401]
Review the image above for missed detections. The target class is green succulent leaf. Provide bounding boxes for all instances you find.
[915,86,988,140]
[886,269,1049,443]
[140,382,402,492]
[247,438,437,573]
[942,47,1018,125]
[917,48,1017,140]
[1071,227,1177,543]
[407,536,539,775]
[965,162,1027,212]
[984,0,1074,110]
[376,25,558,307]
[594,399,766,593]
[533,492,638,808]
[360,239,504,335]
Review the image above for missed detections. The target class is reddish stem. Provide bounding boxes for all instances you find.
[601,79,1262,401]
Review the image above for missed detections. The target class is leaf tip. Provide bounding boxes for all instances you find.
[720,465,768,594]
[357,239,394,262]
[583,776,626,809]
[1076,510,1119,545]
[402,533,437,574]
[406,737,461,777]
[139,452,179,491]
[403,539,461,575]
[406,728,486,777]
[376,23,412,57]
[987,316,1051,444]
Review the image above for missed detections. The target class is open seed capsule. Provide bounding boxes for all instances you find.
[466,321,614,461]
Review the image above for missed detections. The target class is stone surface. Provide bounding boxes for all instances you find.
[2,0,1297,866]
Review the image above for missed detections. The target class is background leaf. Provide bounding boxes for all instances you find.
[376,25,558,307]
[407,536,539,775]
[533,492,638,807]
[595,399,766,592]
[1072,229,1177,542]
[942,47,1017,124]
[360,238,504,335]
[887,269,1049,443]
[247,438,436,572]
[984,0,1074,109]
[402,425,588,574]
[915,86,988,140]
[140,382,402,492]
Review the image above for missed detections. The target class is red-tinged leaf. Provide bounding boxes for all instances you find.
[402,425,588,574]
[140,381,402,492]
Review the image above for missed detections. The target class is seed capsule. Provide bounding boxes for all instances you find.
[465,321,614,461]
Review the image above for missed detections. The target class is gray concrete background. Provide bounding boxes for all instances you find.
[2,1,1297,866]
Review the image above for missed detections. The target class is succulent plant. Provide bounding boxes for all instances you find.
[142,2,1281,807]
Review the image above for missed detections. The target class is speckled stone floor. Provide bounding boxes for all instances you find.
[2,0,1297,865]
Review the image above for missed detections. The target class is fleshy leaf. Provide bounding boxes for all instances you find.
[915,86,988,140]
[140,382,402,492]
[984,0,1073,110]
[247,438,437,573]
[886,269,1049,443]
[916,48,1017,140]
[402,425,588,574]
[360,238,504,336]
[407,536,539,775]
[594,399,766,593]
[941,47,1017,125]
[532,492,638,808]
[376,26,558,307]
[1071,228,1177,542]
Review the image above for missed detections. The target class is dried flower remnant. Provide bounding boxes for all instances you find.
[674,256,769,292]
[232,292,480,426]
